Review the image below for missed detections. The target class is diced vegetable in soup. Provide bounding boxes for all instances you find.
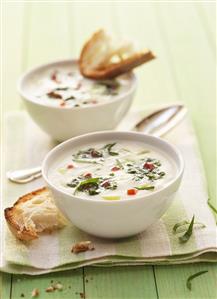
[29,64,131,108]
[49,141,176,200]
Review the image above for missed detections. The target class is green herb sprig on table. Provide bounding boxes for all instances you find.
[173,220,206,234]
[172,215,206,243]
[186,270,208,291]
[179,215,195,243]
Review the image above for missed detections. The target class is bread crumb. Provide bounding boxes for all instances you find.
[71,241,95,254]
[45,286,54,292]
[54,283,63,291]
[31,288,39,297]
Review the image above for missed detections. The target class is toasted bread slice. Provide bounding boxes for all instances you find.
[79,29,155,80]
[4,187,67,241]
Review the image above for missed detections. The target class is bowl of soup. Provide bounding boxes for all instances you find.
[18,59,136,141]
[42,131,184,238]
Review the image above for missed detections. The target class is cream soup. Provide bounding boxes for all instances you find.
[49,141,176,200]
[27,64,131,108]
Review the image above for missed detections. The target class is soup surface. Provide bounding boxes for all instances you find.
[27,63,132,108]
[49,141,176,200]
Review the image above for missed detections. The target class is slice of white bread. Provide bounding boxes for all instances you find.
[79,29,155,80]
[4,187,67,241]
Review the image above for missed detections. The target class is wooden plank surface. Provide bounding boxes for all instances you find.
[1,2,216,299]
[2,2,25,112]
[154,2,216,207]
[11,270,84,299]
[84,266,157,299]
[155,263,217,299]
[0,274,11,299]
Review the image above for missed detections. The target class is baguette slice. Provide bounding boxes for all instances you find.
[79,29,155,80]
[4,187,67,241]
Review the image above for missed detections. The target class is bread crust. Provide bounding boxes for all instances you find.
[79,29,155,80]
[4,187,57,241]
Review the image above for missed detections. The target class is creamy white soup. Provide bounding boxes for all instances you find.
[27,64,131,108]
[49,141,176,200]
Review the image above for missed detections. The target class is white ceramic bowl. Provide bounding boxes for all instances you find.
[42,131,184,238]
[18,59,137,142]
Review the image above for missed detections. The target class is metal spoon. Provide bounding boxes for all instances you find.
[135,104,187,136]
[7,104,187,184]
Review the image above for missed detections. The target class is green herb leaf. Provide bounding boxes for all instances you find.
[186,270,208,291]
[64,96,75,101]
[116,159,124,169]
[74,178,100,195]
[103,143,119,156]
[55,87,69,91]
[173,220,206,234]
[135,184,155,190]
[179,215,195,243]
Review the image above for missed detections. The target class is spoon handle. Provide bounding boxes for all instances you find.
[7,166,42,184]
[135,104,187,137]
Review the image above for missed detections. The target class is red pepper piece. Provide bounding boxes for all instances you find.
[143,162,155,170]
[127,189,138,195]
[90,150,102,158]
[50,71,61,83]
[91,100,98,104]
[67,164,74,169]
[101,181,111,188]
[60,101,66,107]
[111,166,120,172]
[83,172,92,178]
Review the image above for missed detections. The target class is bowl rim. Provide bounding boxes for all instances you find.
[17,59,137,111]
[42,131,184,204]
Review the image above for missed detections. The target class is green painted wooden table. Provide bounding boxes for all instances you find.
[1,2,216,298]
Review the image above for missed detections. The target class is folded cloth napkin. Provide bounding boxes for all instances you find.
[1,107,216,275]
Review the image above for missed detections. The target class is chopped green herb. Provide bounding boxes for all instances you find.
[179,215,195,243]
[109,173,115,177]
[65,96,75,101]
[186,270,208,291]
[74,177,100,195]
[88,189,100,195]
[116,159,124,169]
[103,143,119,156]
[55,87,69,91]
[135,184,155,190]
